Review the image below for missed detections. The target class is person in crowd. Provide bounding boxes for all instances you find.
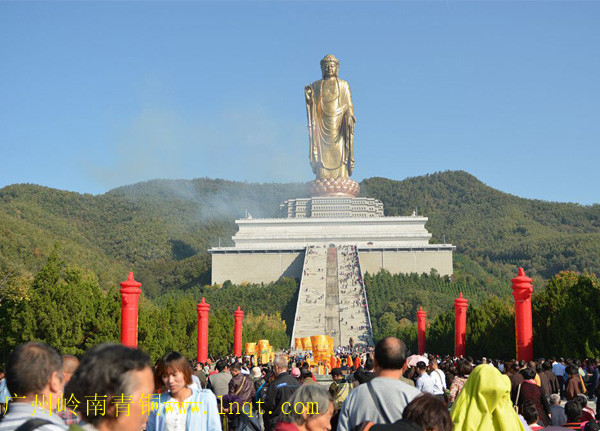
[399,361,415,388]
[301,364,318,383]
[328,368,352,430]
[577,394,595,422]
[229,362,256,406]
[0,369,9,418]
[542,361,560,395]
[398,393,451,431]
[566,365,583,400]
[576,360,589,396]
[584,420,600,431]
[450,364,525,431]
[265,355,300,431]
[591,359,600,400]
[362,394,451,431]
[415,362,434,395]
[257,370,274,404]
[57,355,81,426]
[273,384,333,431]
[193,362,208,389]
[534,363,549,394]
[64,343,155,431]
[226,362,258,431]
[60,356,79,384]
[521,401,544,430]
[509,361,525,391]
[512,367,551,426]
[549,393,567,426]
[337,337,421,431]
[526,361,541,387]
[448,360,472,404]
[340,359,350,375]
[562,399,584,429]
[428,359,446,402]
[0,342,66,431]
[209,360,233,400]
[328,369,344,395]
[354,358,375,386]
[299,370,315,385]
[146,351,221,431]
[251,367,263,392]
[552,358,567,395]
[290,368,301,381]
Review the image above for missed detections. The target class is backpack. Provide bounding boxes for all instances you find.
[333,381,352,410]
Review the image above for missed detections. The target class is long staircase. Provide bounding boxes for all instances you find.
[337,245,373,346]
[291,244,373,348]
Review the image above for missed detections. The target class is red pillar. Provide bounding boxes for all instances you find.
[197,297,210,363]
[454,292,469,358]
[119,271,142,348]
[417,306,427,355]
[511,267,534,362]
[234,306,244,358]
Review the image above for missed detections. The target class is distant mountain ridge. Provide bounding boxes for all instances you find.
[1,171,599,297]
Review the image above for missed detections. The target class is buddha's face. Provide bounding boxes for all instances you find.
[321,61,338,78]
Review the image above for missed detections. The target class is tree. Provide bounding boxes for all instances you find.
[1,246,120,355]
[533,271,600,357]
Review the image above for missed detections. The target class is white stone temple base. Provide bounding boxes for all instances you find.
[209,214,454,284]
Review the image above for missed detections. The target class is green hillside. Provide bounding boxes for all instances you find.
[2,171,600,358]
[2,171,599,299]
[363,172,600,283]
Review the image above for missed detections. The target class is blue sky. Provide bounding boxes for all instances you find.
[1,1,598,204]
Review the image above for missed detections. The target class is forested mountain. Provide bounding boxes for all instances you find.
[2,171,600,359]
[362,173,600,287]
[1,171,599,298]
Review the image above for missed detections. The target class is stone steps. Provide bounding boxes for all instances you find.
[291,244,373,348]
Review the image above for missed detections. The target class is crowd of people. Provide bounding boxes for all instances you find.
[2,339,600,431]
[336,246,371,345]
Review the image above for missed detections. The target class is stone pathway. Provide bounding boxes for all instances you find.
[291,244,373,347]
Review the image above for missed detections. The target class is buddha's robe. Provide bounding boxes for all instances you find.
[306,77,355,179]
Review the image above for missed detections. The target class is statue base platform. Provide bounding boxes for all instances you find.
[309,177,360,197]
[280,196,384,218]
[209,215,455,284]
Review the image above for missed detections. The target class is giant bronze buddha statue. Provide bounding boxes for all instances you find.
[305,54,359,197]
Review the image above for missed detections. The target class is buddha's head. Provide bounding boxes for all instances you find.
[320,54,339,78]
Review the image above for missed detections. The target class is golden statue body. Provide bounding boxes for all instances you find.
[305,54,356,182]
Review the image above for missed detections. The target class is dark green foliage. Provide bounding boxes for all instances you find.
[362,172,600,282]
[2,172,600,361]
[466,296,515,359]
[428,310,455,355]
[533,272,600,358]
[0,246,121,356]
[2,171,600,297]
[365,270,490,325]
[424,295,516,358]
[365,270,515,356]
[0,250,296,363]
